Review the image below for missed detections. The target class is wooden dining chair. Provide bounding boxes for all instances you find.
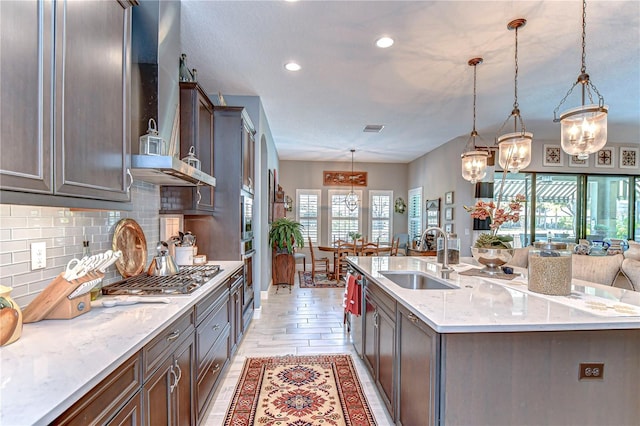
[307,237,330,282]
[390,238,400,256]
[360,241,380,256]
[336,242,357,281]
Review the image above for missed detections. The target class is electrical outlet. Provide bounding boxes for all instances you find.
[579,363,604,380]
[31,242,46,270]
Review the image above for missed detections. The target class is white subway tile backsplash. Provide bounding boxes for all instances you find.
[1,182,161,307]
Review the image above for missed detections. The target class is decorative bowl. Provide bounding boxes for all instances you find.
[471,247,515,274]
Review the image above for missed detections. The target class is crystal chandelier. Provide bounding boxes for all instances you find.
[345,149,359,211]
[461,57,489,184]
[553,0,608,160]
[496,18,532,174]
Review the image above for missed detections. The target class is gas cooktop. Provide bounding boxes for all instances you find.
[102,265,221,296]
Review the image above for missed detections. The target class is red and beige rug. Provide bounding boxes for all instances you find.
[224,354,376,426]
[298,271,344,288]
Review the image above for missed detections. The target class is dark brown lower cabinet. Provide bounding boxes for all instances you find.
[397,305,440,426]
[143,333,195,426]
[363,282,396,420]
[108,391,143,426]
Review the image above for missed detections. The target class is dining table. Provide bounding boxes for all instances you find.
[318,243,392,280]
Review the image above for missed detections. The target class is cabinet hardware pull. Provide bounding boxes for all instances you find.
[173,360,182,386]
[169,365,177,393]
[196,185,202,205]
[373,311,379,328]
[408,313,419,323]
[126,168,133,193]
[166,330,180,341]
[212,324,220,331]
[211,363,221,374]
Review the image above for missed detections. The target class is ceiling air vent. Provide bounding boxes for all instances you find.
[363,124,384,133]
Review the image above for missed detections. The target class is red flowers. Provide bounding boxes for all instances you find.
[465,194,525,235]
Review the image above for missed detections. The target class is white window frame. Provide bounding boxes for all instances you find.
[328,189,363,243]
[369,190,393,244]
[296,189,321,244]
[408,187,423,243]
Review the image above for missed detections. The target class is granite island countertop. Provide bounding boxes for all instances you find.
[0,260,243,426]
[347,256,640,333]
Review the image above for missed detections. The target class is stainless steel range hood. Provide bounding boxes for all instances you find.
[130,155,216,187]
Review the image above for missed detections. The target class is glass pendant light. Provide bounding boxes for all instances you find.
[461,57,489,184]
[496,18,532,174]
[345,149,359,211]
[553,0,608,159]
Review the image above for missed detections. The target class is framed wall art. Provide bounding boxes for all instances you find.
[426,198,440,228]
[445,207,454,221]
[444,191,454,205]
[568,154,589,168]
[323,171,368,187]
[543,145,564,167]
[444,223,454,234]
[620,147,638,169]
[595,148,614,168]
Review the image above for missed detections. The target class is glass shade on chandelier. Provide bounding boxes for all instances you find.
[461,150,489,184]
[497,132,532,173]
[559,104,608,159]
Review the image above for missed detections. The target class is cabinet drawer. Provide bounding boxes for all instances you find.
[367,281,396,315]
[196,298,229,370]
[143,310,195,380]
[54,352,142,426]
[194,282,229,325]
[196,330,229,419]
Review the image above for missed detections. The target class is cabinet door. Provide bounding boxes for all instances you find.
[377,305,396,419]
[144,334,194,426]
[173,336,195,426]
[0,0,53,194]
[241,117,255,194]
[398,306,439,426]
[363,292,377,376]
[53,0,132,201]
[106,391,142,426]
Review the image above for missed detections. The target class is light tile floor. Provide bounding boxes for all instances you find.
[202,277,394,425]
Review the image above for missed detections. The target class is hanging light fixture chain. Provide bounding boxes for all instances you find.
[472,62,478,132]
[581,0,587,74]
[513,25,519,111]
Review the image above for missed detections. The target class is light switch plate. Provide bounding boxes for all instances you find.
[31,242,46,270]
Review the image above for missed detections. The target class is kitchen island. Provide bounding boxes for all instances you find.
[0,260,244,426]
[348,256,640,426]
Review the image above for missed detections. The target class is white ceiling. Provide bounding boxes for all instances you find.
[180,0,640,163]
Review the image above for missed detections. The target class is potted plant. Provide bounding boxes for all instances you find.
[269,218,304,289]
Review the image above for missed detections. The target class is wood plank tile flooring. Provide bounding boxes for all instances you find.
[202,276,394,425]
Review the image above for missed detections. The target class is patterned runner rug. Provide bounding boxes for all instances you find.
[298,271,344,288]
[224,354,377,426]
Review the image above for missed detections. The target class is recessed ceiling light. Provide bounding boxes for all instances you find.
[376,36,394,48]
[284,62,301,71]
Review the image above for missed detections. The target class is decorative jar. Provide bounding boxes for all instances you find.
[528,242,572,296]
[0,286,23,346]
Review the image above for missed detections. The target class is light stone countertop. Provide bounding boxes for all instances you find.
[0,261,243,426]
[347,256,640,333]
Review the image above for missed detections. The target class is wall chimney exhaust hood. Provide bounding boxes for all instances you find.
[130,155,216,187]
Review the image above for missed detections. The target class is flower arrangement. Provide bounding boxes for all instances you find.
[464,194,525,249]
[348,231,362,242]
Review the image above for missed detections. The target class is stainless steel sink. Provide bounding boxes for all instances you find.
[379,270,457,290]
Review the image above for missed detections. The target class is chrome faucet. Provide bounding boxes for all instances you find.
[419,227,454,279]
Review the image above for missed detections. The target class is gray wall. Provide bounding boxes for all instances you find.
[278,160,409,248]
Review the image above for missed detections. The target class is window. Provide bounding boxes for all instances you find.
[328,189,362,242]
[408,187,422,243]
[296,189,321,243]
[586,175,631,241]
[369,190,393,244]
